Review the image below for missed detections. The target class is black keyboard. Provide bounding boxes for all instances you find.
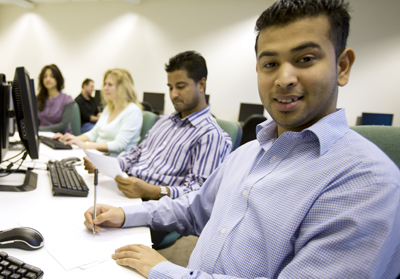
[39,136,72,150]
[48,160,89,197]
[0,251,44,279]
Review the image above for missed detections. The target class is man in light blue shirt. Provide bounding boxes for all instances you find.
[84,0,400,278]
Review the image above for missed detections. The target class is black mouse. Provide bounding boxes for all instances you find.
[0,227,44,250]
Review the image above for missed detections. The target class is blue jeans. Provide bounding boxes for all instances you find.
[81,122,96,134]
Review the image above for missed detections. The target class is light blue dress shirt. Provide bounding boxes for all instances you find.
[123,109,400,278]
[118,106,232,198]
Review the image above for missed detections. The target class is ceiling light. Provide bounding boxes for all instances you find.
[6,0,34,9]
[121,0,141,4]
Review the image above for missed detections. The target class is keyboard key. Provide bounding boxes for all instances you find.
[0,252,43,279]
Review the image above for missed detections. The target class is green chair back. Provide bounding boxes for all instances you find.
[216,118,243,151]
[350,125,400,168]
[70,102,81,136]
[140,111,158,143]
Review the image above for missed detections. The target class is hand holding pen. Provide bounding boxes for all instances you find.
[93,168,98,235]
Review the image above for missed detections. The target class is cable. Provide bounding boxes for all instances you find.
[0,151,28,177]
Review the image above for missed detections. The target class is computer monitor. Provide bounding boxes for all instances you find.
[238,103,265,123]
[12,67,40,160]
[361,112,393,126]
[0,74,10,163]
[8,84,15,137]
[94,89,104,112]
[0,68,39,191]
[205,94,210,104]
[143,92,165,115]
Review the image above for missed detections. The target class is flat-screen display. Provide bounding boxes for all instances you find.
[12,67,40,159]
[238,103,265,123]
[361,112,393,126]
[0,74,10,163]
[143,92,165,115]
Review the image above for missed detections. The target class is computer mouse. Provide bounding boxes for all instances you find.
[0,227,44,250]
[60,157,81,164]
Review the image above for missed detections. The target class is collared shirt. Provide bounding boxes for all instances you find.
[123,109,400,278]
[117,106,232,198]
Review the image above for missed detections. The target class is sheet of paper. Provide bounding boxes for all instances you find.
[83,149,128,179]
[18,198,152,271]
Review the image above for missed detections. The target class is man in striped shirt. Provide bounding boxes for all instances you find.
[85,50,232,200]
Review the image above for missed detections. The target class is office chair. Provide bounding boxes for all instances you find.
[215,118,243,151]
[140,111,158,143]
[157,231,181,250]
[141,101,154,112]
[350,125,400,168]
[70,102,81,136]
[240,114,267,146]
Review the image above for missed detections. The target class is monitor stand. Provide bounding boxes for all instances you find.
[0,170,38,192]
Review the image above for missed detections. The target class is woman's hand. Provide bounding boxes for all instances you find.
[53,133,86,149]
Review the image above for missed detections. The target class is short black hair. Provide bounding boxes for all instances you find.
[81,78,93,88]
[255,0,351,58]
[165,51,208,83]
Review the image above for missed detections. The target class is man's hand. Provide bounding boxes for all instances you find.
[83,204,125,233]
[115,176,162,200]
[112,244,168,277]
[83,157,96,173]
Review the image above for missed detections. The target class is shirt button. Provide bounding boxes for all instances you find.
[270,156,275,163]
[163,141,167,145]
[174,127,178,130]
[221,228,226,235]
[242,190,247,197]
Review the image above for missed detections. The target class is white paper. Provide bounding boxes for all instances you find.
[18,198,152,271]
[83,149,128,179]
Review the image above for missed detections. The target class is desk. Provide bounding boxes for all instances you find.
[0,142,150,278]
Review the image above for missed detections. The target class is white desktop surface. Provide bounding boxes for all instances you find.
[0,141,150,278]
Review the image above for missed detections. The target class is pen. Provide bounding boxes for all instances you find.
[93,169,98,235]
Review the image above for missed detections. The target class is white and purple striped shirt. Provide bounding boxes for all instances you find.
[117,106,232,198]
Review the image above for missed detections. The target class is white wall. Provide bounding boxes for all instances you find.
[0,0,399,125]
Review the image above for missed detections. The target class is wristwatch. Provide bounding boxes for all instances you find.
[159,186,168,199]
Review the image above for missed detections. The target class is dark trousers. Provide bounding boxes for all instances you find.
[150,229,169,250]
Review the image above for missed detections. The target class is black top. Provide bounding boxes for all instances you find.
[75,94,98,125]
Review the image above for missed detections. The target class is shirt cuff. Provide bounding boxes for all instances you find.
[121,204,148,227]
[149,261,194,279]
[168,186,183,199]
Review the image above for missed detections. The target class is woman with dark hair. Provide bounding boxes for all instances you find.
[37,64,74,134]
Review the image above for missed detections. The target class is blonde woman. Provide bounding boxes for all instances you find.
[54,68,143,156]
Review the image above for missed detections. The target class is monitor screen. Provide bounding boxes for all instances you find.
[238,103,265,123]
[0,74,10,163]
[361,112,393,126]
[12,67,40,160]
[8,83,15,137]
[94,89,104,112]
[143,92,165,115]
[205,94,210,104]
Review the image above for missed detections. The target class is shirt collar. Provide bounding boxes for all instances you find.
[169,106,211,127]
[256,109,349,156]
